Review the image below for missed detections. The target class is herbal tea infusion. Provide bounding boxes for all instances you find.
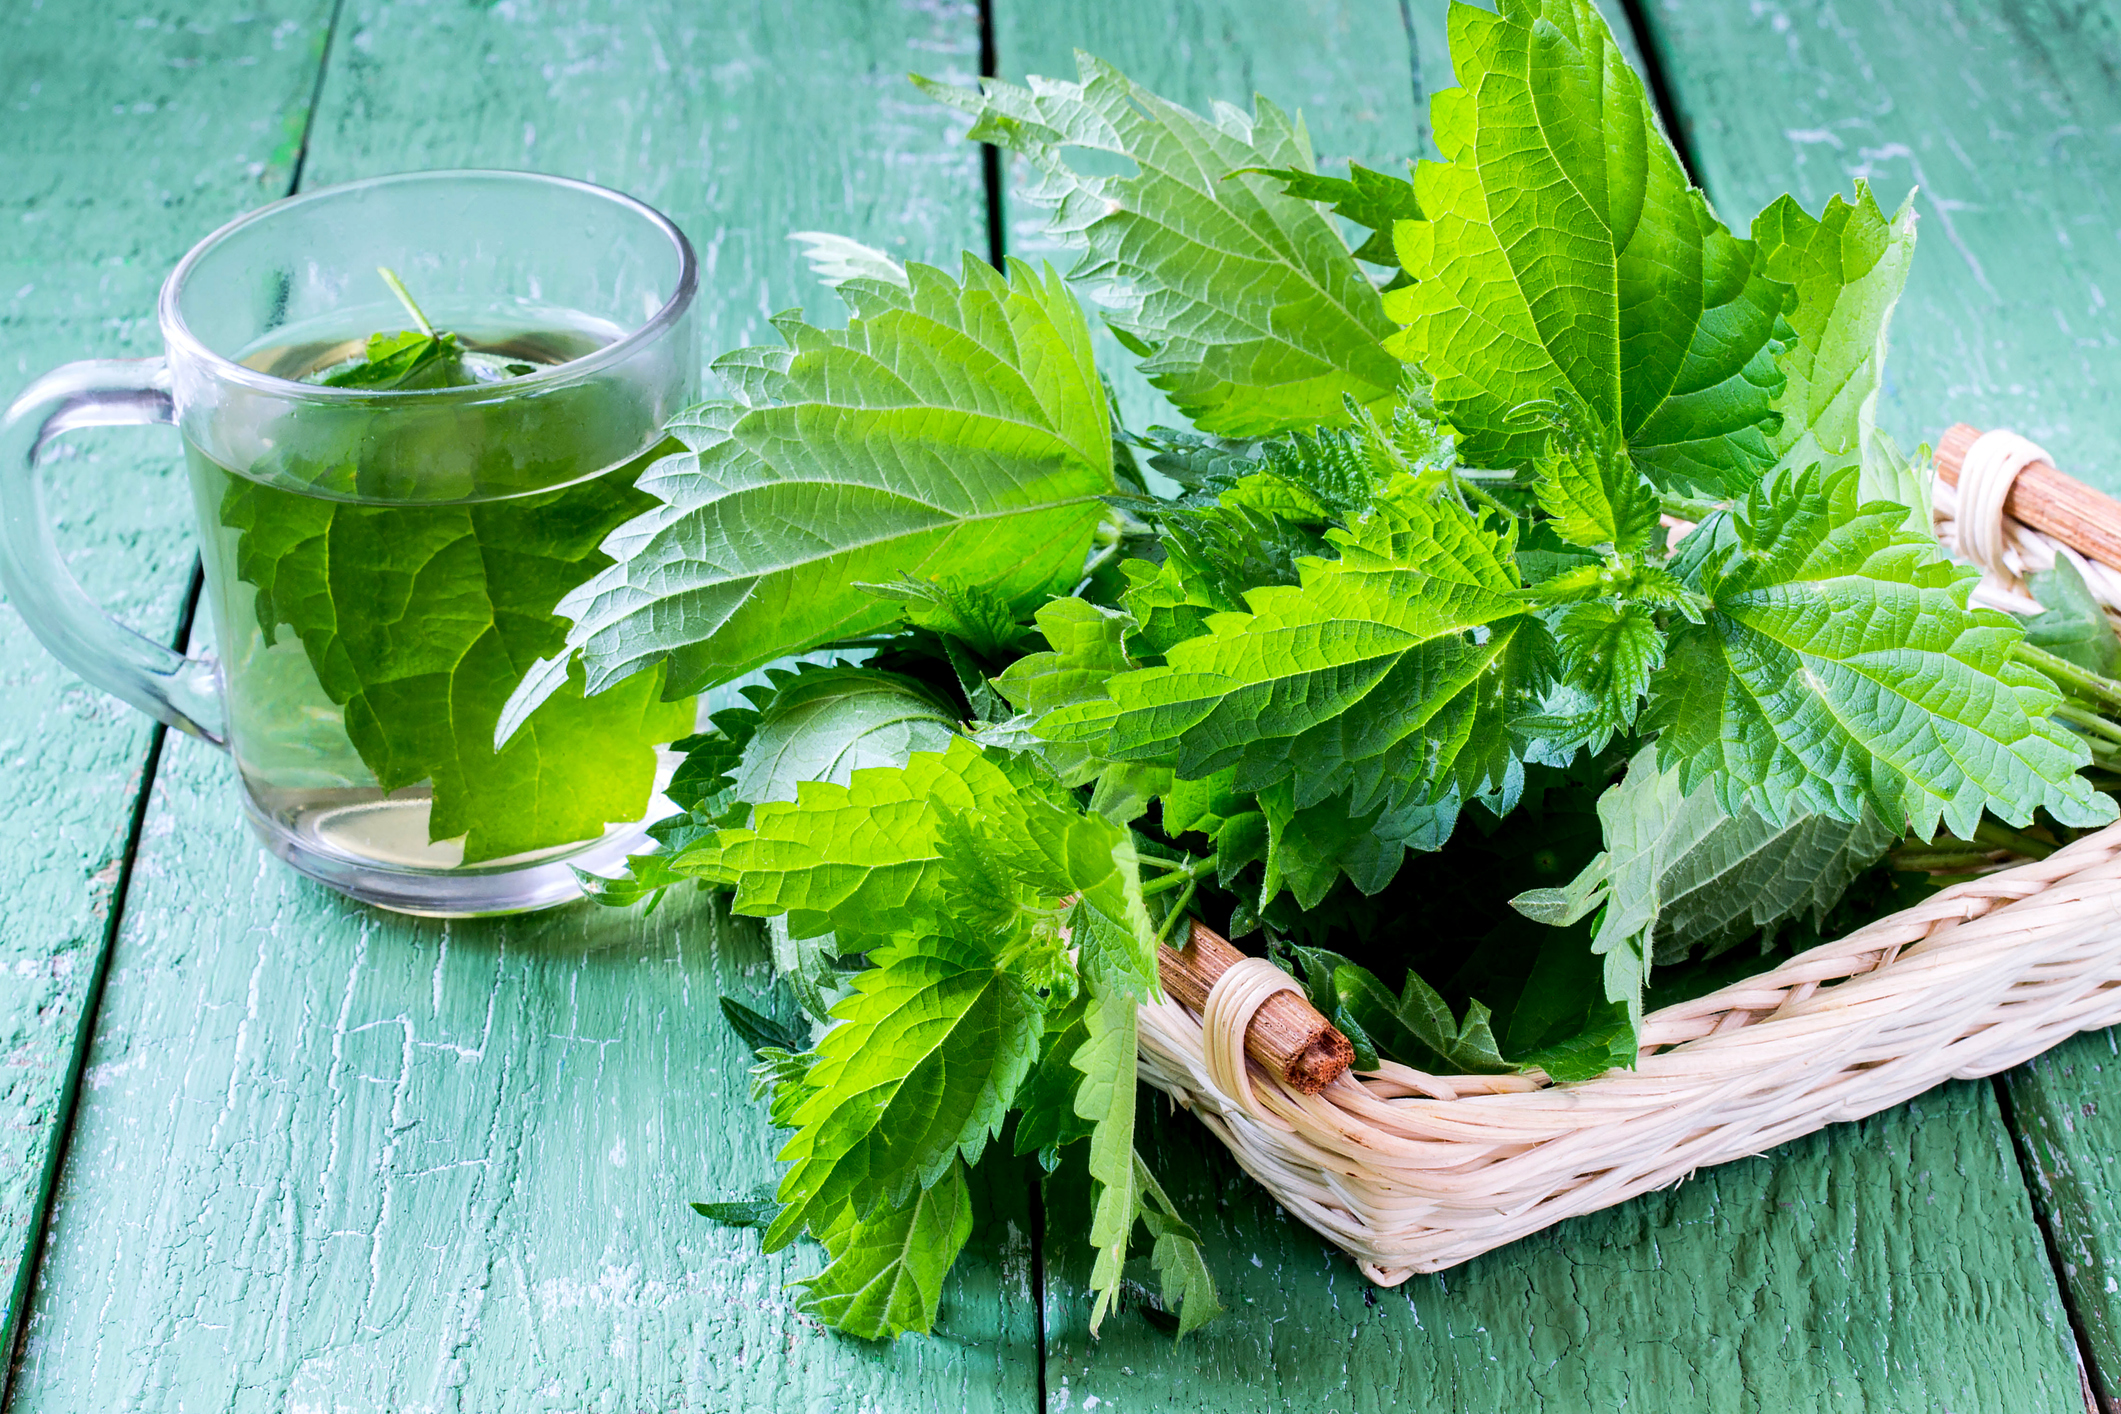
[0,170,701,913]
[188,276,693,873]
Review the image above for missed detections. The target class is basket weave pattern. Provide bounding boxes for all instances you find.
[1136,822,2121,1284]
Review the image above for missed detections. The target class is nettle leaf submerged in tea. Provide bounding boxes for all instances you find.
[540,0,2121,1344]
[217,269,693,862]
[222,465,694,863]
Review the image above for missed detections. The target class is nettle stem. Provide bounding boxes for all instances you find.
[1140,854,1217,897]
[1074,534,1126,593]
[377,266,437,337]
[2017,640,2121,713]
[1973,816,2059,859]
[1657,491,1726,524]
[1155,877,1201,942]
[2057,701,2121,746]
[1452,470,1513,520]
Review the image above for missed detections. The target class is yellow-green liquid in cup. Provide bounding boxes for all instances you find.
[187,319,692,873]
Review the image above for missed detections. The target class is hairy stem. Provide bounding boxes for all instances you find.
[1972,817,2058,859]
[1656,491,1727,524]
[1140,854,1217,896]
[1155,877,1201,942]
[1452,469,1514,520]
[2016,640,2121,712]
[2057,701,2121,745]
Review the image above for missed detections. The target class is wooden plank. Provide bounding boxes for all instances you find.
[1045,1081,2089,1413]
[2005,1036,2121,1399]
[0,0,338,1363]
[1641,0,2121,1398]
[300,0,991,357]
[6,1,1040,1408]
[10,737,1035,1409]
[995,0,2095,1404]
[1640,0,2121,494]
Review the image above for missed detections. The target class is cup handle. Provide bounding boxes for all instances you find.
[0,357,225,744]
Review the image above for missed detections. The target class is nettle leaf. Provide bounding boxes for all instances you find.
[991,599,1176,822]
[1858,427,1933,540]
[769,917,860,1029]
[1160,768,1270,892]
[1513,745,1900,1016]
[2023,557,2121,677]
[790,230,911,290]
[1753,182,1917,480]
[600,664,956,907]
[994,597,1139,786]
[1513,1005,1636,1084]
[1135,1155,1223,1338]
[707,737,1028,936]
[720,995,809,1058]
[1048,479,1553,824]
[318,326,470,391]
[502,255,1113,734]
[1073,986,1140,1335]
[1013,995,1094,1171]
[1646,463,2113,838]
[1531,413,1662,556]
[1386,0,1791,495]
[858,574,1040,663]
[1254,395,1458,521]
[1332,962,1512,1074]
[917,56,1402,436]
[222,461,694,864]
[666,718,754,820]
[795,1154,975,1341]
[1115,556,1224,662]
[700,737,1160,990]
[764,933,1042,1251]
[1548,600,1664,754]
[1241,161,1423,268]
[692,1187,783,1229]
[1257,779,1459,910]
[727,664,960,808]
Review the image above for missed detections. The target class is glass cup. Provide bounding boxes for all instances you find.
[0,170,702,916]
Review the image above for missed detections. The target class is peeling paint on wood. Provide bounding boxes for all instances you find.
[1640,0,2121,495]
[8,0,1035,1408]
[2006,1037,2121,1398]
[12,736,1036,1410]
[0,0,338,1360]
[1043,1082,2088,1412]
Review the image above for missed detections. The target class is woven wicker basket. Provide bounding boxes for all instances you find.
[1136,427,2121,1283]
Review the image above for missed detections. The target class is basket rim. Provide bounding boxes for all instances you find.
[1132,819,2121,1278]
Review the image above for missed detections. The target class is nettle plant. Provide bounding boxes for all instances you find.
[506,0,2121,1341]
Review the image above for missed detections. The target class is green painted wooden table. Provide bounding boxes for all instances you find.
[4,1,2119,1409]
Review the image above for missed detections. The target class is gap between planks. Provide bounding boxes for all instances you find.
[1606,0,2115,1404]
[1,568,201,1407]
[1996,1074,2118,1414]
[972,1,1052,1403]
[1,2,349,1401]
